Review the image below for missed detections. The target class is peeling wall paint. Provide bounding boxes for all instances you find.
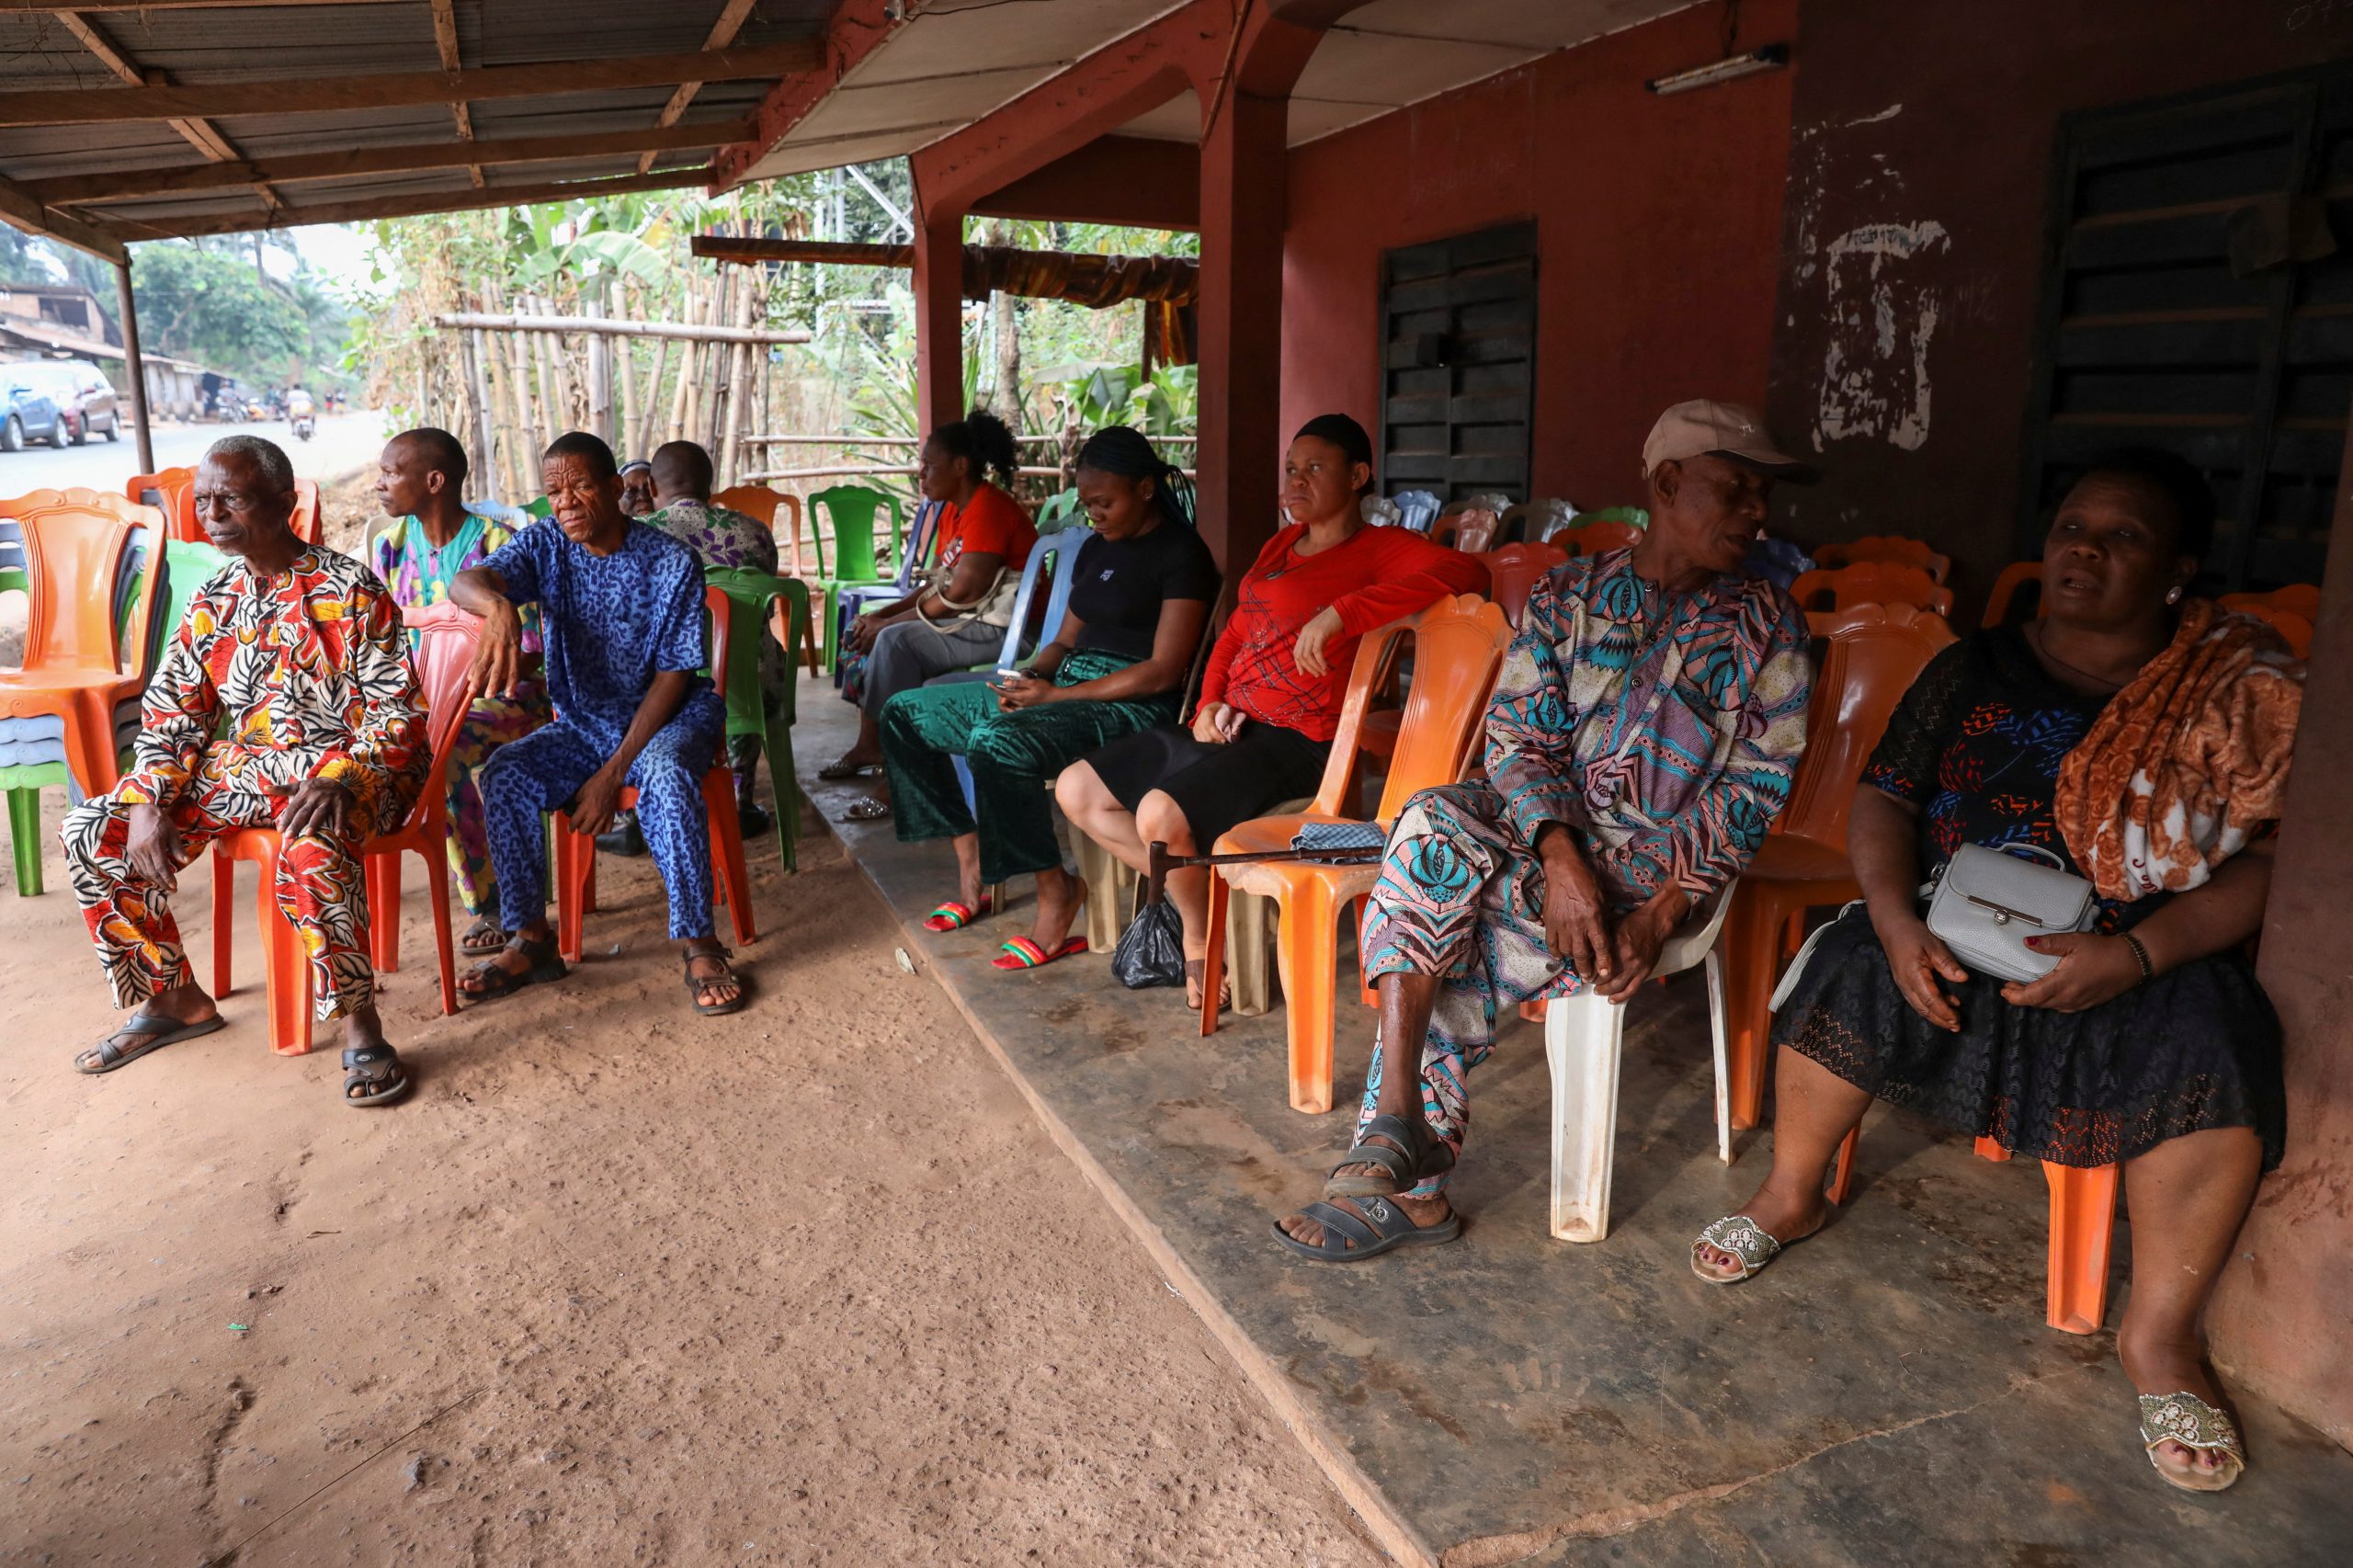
[1813,219,1949,451]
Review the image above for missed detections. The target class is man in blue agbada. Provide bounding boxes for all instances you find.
[449,431,745,1015]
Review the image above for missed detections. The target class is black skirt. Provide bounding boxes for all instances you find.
[1080,719,1331,850]
[1773,904,2285,1169]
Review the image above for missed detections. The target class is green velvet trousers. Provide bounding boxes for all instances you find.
[880,649,1177,885]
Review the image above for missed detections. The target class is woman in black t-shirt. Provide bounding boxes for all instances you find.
[878,427,1218,968]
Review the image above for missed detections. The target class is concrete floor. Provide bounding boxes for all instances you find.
[798,689,2353,1567]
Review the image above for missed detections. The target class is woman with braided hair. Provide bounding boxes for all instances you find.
[828,408,1036,817]
[881,426,1218,968]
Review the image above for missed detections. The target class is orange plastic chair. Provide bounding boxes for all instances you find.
[2220,584,2318,657]
[1474,541,1569,628]
[1790,562,1954,619]
[291,479,323,547]
[208,602,485,1053]
[1199,594,1514,1113]
[1813,534,1952,584]
[149,472,318,547]
[0,489,165,799]
[1982,562,2043,628]
[126,465,193,517]
[551,585,756,964]
[1716,604,1956,1131]
[1430,508,1500,554]
[1556,519,1643,556]
[712,484,786,532]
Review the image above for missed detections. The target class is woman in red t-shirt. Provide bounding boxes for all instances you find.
[1056,414,1488,1005]
[826,410,1038,818]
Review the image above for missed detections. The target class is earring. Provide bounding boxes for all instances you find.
[2166,586,2183,604]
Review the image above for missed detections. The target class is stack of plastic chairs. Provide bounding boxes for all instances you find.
[1813,534,1951,583]
[0,491,170,895]
[1499,497,1574,544]
[1430,507,1500,553]
[1391,490,1441,533]
[1790,562,1954,618]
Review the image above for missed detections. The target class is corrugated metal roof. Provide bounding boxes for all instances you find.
[0,0,831,249]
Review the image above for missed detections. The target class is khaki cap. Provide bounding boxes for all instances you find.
[1642,399,1811,479]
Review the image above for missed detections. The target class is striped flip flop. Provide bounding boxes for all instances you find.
[923,897,992,932]
[991,935,1087,971]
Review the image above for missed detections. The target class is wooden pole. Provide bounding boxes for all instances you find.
[464,327,496,494]
[111,255,153,474]
[432,311,808,345]
[637,333,669,458]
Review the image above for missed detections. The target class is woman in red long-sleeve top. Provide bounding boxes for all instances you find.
[1056,414,1489,1006]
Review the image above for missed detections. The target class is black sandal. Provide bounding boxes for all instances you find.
[685,948,746,1016]
[1323,1112,1454,1199]
[343,1042,412,1108]
[1271,1197,1461,1262]
[74,1008,228,1074]
[459,932,568,1005]
[460,918,507,956]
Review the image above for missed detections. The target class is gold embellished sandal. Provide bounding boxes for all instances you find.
[1689,1215,1783,1284]
[2139,1392,2245,1493]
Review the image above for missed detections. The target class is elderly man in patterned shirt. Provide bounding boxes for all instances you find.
[1273,402,1817,1261]
[63,436,428,1106]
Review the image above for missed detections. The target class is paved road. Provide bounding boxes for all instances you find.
[0,410,389,494]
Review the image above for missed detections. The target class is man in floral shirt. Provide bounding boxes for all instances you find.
[63,437,429,1107]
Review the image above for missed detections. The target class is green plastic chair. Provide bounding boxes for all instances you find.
[524,494,552,520]
[704,565,811,872]
[1577,506,1649,529]
[806,485,903,672]
[4,538,222,895]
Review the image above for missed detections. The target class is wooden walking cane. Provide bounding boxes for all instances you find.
[1142,839,1381,904]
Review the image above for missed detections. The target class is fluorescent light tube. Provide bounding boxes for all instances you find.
[1646,44,1790,97]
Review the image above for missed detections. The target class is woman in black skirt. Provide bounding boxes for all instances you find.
[1691,449,2303,1494]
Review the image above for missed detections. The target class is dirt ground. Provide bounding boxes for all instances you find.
[0,811,1384,1566]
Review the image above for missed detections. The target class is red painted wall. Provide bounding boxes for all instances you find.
[1280,0,1799,508]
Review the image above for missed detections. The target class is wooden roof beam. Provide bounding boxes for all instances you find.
[28,119,753,206]
[129,165,711,238]
[0,174,127,261]
[638,0,760,176]
[53,11,282,209]
[425,0,483,189]
[0,40,822,125]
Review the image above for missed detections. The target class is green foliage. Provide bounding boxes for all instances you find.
[127,242,311,383]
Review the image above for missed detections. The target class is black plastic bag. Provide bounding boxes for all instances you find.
[1111,899,1186,990]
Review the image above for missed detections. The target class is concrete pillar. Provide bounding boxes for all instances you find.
[1192,87,1290,573]
[912,190,966,438]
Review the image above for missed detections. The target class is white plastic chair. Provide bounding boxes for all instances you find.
[1544,889,1736,1244]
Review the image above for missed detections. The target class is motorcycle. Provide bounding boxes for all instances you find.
[292,413,316,441]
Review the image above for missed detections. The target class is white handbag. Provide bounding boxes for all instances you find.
[1923,843,2097,983]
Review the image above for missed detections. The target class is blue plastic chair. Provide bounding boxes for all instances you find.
[1392,491,1442,533]
[932,529,1094,812]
